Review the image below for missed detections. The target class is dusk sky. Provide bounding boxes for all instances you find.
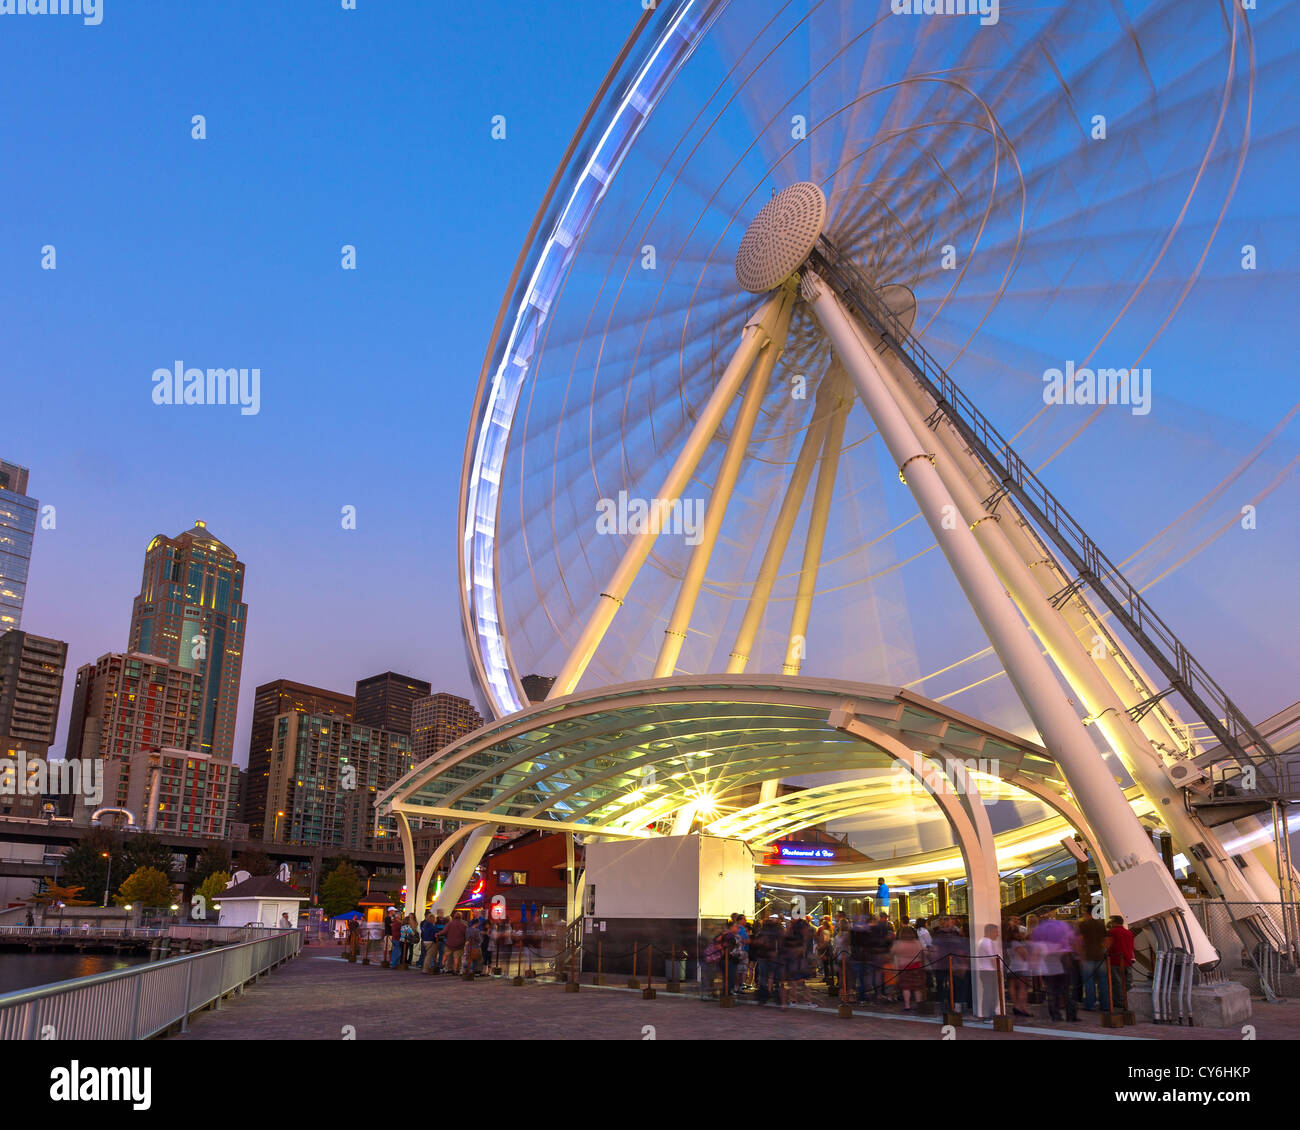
[4,1,1297,772]
[2,2,634,763]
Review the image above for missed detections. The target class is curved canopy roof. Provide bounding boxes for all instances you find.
[376,676,1103,881]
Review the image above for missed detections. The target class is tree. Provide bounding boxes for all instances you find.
[30,882,94,908]
[195,843,232,882]
[237,847,274,877]
[319,861,362,918]
[124,833,175,876]
[193,870,231,917]
[61,829,130,905]
[114,867,175,909]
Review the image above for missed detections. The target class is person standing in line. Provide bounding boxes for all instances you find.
[892,925,926,1012]
[1006,917,1031,1017]
[1105,914,1135,1011]
[465,917,484,975]
[1034,911,1078,1022]
[419,911,437,970]
[782,915,814,1007]
[867,912,895,1002]
[442,910,468,973]
[974,923,1003,1019]
[1077,905,1109,1010]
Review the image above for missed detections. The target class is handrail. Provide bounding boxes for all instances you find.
[810,240,1279,776]
[0,927,301,1040]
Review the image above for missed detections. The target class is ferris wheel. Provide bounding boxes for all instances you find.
[457,1,1298,965]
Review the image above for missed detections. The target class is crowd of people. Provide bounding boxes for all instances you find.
[703,905,1136,1020]
[347,909,551,976]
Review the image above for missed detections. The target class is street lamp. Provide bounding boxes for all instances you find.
[101,851,112,908]
[273,810,286,840]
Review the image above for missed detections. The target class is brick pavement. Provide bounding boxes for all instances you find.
[170,951,1300,1041]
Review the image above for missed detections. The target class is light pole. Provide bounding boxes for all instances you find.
[273,810,285,841]
[101,851,112,908]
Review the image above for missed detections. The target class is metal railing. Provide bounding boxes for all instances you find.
[0,928,301,1040]
[811,239,1278,776]
[0,926,166,940]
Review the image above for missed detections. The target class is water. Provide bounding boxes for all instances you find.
[0,952,149,996]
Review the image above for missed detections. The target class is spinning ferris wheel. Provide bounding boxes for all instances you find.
[455,1,1299,967]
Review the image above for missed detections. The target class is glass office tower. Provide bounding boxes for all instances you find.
[0,461,37,631]
[128,520,247,762]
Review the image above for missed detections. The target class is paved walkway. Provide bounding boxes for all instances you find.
[172,951,1300,1041]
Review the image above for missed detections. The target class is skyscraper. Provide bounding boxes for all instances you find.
[0,630,68,820]
[520,673,556,703]
[64,652,207,819]
[354,671,430,735]
[243,679,354,840]
[128,520,247,762]
[0,460,37,631]
[0,630,67,750]
[411,691,483,762]
[265,712,412,849]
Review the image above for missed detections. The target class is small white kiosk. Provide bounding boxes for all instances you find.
[215,874,309,928]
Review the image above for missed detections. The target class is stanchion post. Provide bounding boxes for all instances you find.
[628,941,641,990]
[643,942,656,999]
[565,935,580,992]
[512,928,525,986]
[720,945,735,1007]
[992,955,1014,1031]
[1102,957,1125,1027]
[837,952,852,1019]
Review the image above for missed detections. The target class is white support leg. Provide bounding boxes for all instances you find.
[430,824,497,916]
[548,289,792,699]
[784,372,850,676]
[870,331,1257,947]
[727,377,836,674]
[654,287,795,676]
[411,821,484,921]
[804,270,1217,963]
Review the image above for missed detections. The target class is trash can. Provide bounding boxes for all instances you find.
[666,954,687,983]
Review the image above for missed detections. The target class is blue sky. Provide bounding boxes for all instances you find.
[1,1,637,759]
[3,1,1297,771]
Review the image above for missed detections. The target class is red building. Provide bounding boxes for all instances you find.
[471,831,575,919]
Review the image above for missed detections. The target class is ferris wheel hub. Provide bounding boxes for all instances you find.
[735,181,828,294]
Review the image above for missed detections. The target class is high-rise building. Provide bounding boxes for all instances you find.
[0,461,37,631]
[521,673,556,703]
[411,691,483,762]
[125,746,227,838]
[265,712,412,850]
[64,652,216,823]
[0,631,67,749]
[354,671,430,735]
[243,679,354,840]
[128,520,247,762]
[0,630,68,821]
